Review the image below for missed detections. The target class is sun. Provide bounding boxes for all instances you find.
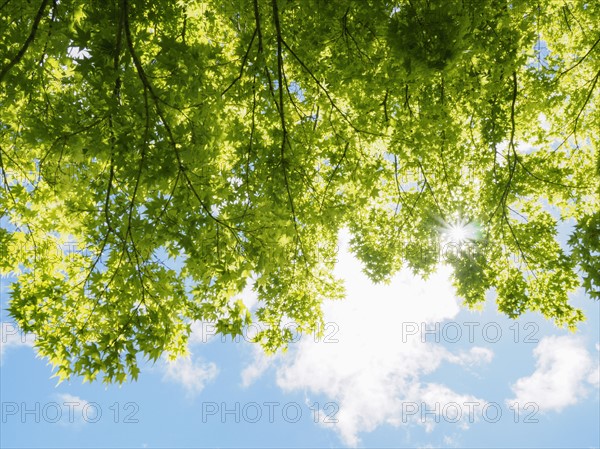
[440,220,480,244]
[446,223,469,243]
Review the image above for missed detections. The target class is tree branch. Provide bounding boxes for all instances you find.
[0,0,50,84]
[222,27,257,96]
[281,38,381,136]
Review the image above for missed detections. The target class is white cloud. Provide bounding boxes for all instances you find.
[507,335,598,412]
[238,275,259,311]
[538,112,551,131]
[0,321,35,364]
[53,393,90,426]
[409,384,485,432]
[162,355,218,397]
[241,346,274,388]
[443,434,459,447]
[447,347,494,367]
[589,343,600,389]
[188,321,218,345]
[242,231,488,446]
[56,392,88,405]
[588,364,600,389]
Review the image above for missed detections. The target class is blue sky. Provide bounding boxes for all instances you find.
[1,230,599,449]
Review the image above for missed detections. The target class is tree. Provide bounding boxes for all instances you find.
[0,0,598,383]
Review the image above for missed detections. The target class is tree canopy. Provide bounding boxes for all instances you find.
[1,0,598,383]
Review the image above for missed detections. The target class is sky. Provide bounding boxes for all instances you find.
[1,230,599,449]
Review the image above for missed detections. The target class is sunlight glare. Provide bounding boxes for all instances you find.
[441,220,479,244]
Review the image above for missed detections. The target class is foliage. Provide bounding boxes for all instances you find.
[0,0,598,383]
